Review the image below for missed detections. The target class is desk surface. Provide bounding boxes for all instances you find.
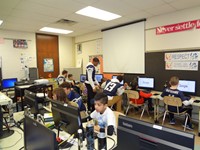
[0,92,13,105]
[13,111,117,150]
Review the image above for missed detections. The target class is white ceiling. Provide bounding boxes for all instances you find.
[1,0,200,37]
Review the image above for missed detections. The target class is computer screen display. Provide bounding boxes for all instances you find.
[1,78,17,89]
[51,99,83,135]
[80,74,86,83]
[138,77,154,89]
[112,75,124,85]
[24,115,58,150]
[115,115,194,150]
[24,90,39,116]
[95,74,103,83]
[178,80,196,94]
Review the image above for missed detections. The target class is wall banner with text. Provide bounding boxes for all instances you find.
[156,19,200,35]
[165,51,200,62]
[165,61,198,71]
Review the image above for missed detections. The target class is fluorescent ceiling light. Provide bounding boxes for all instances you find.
[0,20,3,25]
[40,27,73,34]
[76,6,121,21]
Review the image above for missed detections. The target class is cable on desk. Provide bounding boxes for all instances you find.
[107,136,116,150]
[0,129,23,149]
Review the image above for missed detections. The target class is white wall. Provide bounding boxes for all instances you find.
[0,30,37,79]
[74,6,200,72]
[58,35,75,74]
[75,31,103,73]
[146,6,200,51]
[0,30,74,80]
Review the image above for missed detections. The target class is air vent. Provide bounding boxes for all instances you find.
[56,19,77,26]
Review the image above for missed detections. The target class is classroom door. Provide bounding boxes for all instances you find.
[36,34,59,78]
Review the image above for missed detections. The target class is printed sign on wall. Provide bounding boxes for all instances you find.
[165,61,198,71]
[44,58,54,72]
[156,19,200,35]
[165,51,200,61]
[13,39,28,48]
[165,51,199,71]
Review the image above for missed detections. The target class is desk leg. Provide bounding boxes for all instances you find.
[154,99,159,124]
[20,90,24,111]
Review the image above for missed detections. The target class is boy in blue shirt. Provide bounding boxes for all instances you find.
[160,76,194,130]
[59,82,86,111]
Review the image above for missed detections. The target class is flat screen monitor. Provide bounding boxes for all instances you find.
[24,115,58,150]
[112,75,124,85]
[51,99,83,135]
[115,115,194,150]
[24,90,39,116]
[1,78,17,89]
[138,77,154,89]
[80,74,86,83]
[95,74,103,83]
[24,90,48,116]
[178,80,196,94]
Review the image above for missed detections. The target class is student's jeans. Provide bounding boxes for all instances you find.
[85,83,96,112]
[168,106,192,125]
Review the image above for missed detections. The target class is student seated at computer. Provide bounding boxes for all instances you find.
[59,82,86,111]
[52,87,69,104]
[129,79,154,111]
[66,74,81,95]
[103,75,127,112]
[100,77,108,89]
[90,92,116,136]
[56,70,68,85]
[160,76,194,130]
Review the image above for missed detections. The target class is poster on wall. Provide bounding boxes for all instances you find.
[165,51,199,71]
[89,55,103,74]
[44,58,54,72]
[13,39,28,48]
[165,61,198,71]
[165,51,200,61]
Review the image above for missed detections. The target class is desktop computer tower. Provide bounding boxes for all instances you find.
[29,68,38,81]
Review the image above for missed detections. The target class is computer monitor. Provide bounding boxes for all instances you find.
[112,75,124,85]
[95,74,103,83]
[1,78,17,89]
[24,90,48,117]
[24,115,58,150]
[50,99,83,135]
[138,77,154,89]
[115,115,194,150]
[80,74,86,83]
[178,80,196,94]
[24,90,39,116]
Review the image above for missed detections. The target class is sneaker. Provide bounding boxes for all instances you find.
[169,119,175,125]
[182,124,194,131]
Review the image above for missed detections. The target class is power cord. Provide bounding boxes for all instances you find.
[0,129,23,149]
[107,136,116,150]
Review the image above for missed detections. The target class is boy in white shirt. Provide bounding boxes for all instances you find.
[90,92,116,136]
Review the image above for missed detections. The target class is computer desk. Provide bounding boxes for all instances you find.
[0,92,13,106]
[150,91,200,136]
[13,110,117,150]
[14,83,53,111]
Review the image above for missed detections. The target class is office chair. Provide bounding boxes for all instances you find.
[162,96,190,131]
